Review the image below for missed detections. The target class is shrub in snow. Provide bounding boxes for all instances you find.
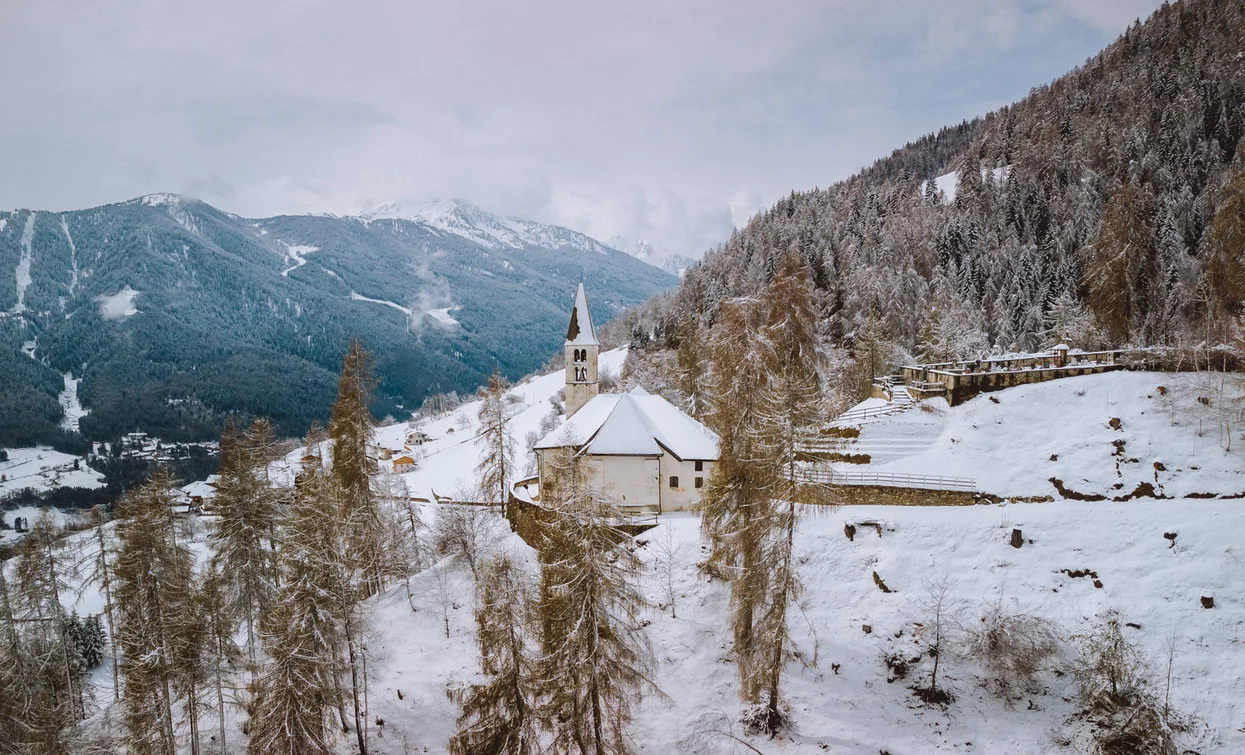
[1067,611,1191,755]
[966,600,1060,704]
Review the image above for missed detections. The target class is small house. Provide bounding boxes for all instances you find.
[393,455,416,474]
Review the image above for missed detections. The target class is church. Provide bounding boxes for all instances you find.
[528,283,719,515]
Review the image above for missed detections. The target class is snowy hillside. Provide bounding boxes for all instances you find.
[0,446,104,498]
[277,349,631,500]
[361,501,1241,754]
[302,363,1240,754]
[837,371,1244,499]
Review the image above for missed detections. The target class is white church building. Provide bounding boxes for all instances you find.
[526,283,719,514]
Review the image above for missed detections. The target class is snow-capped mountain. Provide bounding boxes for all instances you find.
[358,199,615,256]
[608,235,698,278]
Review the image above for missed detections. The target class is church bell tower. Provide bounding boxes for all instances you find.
[564,282,599,417]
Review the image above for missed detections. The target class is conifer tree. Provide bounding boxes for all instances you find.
[537,475,657,755]
[210,417,280,677]
[1206,147,1245,334]
[114,469,194,755]
[248,456,347,755]
[750,251,824,733]
[200,563,241,754]
[698,299,776,688]
[14,514,82,727]
[478,370,517,509]
[449,554,540,755]
[81,504,121,701]
[329,340,385,596]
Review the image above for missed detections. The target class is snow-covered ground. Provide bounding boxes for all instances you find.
[19,358,1243,753]
[0,446,104,498]
[360,498,1240,754]
[837,371,1244,499]
[58,373,89,432]
[277,348,628,500]
[279,241,319,276]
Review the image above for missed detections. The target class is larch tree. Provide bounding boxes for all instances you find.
[477,370,517,509]
[248,462,345,755]
[199,563,241,755]
[449,554,540,755]
[329,340,385,597]
[697,298,777,692]
[536,474,658,755]
[114,469,195,755]
[209,417,280,678]
[750,251,825,733]
[1085,182,1157,344]
[8,514,80,751]
[1205,146,1245,335]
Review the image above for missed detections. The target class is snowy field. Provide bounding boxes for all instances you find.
[0,446,104,498]
[840,371,1244,499]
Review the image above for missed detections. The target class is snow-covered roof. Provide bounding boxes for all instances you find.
[535,386,719,461]
[181,476,219,499]
[565,282,598,345]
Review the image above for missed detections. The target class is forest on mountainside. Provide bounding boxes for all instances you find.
[615,0,1245,396]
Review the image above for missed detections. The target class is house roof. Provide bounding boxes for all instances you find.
[534,386,719,461]
[393,456,415,465]
[565,282,598,346]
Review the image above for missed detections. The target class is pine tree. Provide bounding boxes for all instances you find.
[449,554,540,755]
[114,469,194,755]
[536,482,657,755]
[477,370,517,509]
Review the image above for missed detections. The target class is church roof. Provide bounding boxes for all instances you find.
[565,282,598,345]
[534,386,719,461]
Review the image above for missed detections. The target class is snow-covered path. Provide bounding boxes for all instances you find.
[58,373,88,432]
[12,212,35,314]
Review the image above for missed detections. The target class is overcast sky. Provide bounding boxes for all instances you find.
[1,0,1163,258]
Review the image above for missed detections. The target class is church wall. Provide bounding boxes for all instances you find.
[594,455,660,507]
[659,456,714,512]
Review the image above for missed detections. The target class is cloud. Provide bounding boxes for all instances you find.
[0,0,1165,256]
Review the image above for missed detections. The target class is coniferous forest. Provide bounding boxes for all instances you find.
[616,0,1244,381]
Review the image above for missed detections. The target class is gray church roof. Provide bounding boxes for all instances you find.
[534,386,719,461]
[565,282,599,346]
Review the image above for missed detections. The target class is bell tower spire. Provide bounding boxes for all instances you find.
[564,282,599,417]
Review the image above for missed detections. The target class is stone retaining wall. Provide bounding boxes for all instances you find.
[806,483,985,507]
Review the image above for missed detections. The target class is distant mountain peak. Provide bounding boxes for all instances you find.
[357,198,613,255]
[607,234,697,278]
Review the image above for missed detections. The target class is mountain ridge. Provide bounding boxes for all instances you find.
[0,194,676,448]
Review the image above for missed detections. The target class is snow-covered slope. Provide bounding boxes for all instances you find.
[841,372,1244,499]
[361,501,1239,755]
[359,199,615,255]
[275,348,630,499]
[0,446,104,498]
